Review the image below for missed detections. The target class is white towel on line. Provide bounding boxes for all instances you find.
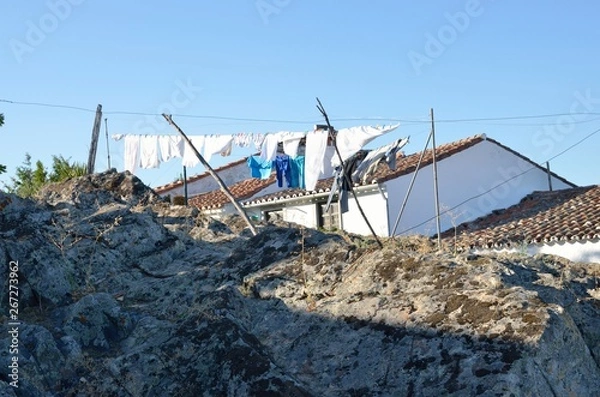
[123,135,141,173]
[332,124,400,166]
[140,135,160,169]
[158,135,184,162]
[281,131,306,158]
[303,129,329,191]
[182,136,206,168]
[204,134,234,163]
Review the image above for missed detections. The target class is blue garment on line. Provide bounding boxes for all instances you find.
[275,155,292,187]
[289,156,305,189]
[247,155,273,179]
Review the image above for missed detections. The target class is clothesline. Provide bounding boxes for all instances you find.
[112,124,400,191]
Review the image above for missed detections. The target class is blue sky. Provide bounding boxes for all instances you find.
[2,1,600,189]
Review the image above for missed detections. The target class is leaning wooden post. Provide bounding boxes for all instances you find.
[315,98,383,249]
[430,108,442,251]
[162,114,258,236]
[87,104,103,174]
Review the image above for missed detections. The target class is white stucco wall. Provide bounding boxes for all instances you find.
[158,161,250,198]
[386,139,574,236]
[473,239,600,265]
[341,187,389,236]
[244,202,318,228]
[283,204,319,229]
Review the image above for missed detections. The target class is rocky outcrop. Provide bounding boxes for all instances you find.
[1,169,599,396]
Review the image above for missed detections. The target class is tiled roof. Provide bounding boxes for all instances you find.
[154,157,250,194]
[243,178,334,206]
[188,174,277,210]
[369,134,574,187]
[369,134,485,184]
[441,185,600,249]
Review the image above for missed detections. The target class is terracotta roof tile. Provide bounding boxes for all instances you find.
[442,185,600,248]
[154,157,251,194]
[188,174,277,210]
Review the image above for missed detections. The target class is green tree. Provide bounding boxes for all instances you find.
[8,154,87,197]
[49,155,87,182]
[9,153,48,197]
[0,113,5,175]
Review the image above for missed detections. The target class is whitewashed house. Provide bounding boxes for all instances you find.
[441,185,600,264]
[154,157,251,199]
[187,134,576,237]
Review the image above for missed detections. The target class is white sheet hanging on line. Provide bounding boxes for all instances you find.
[158,135,184,162]
[139,135,160,169]
[281,131,306,158]
[332,124,400,166]
[124,135,141,173]
[233,132,252,148]
[204,134,234,163]
[182,136,206,167]
[259,132,285,162]
[252,133,266,150]
[304,128,329,191]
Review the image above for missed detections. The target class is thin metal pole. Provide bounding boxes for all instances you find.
[316,98,383,248]
[391,130,433,236]
[546,162,553,191]
[431,108,442,250]
[183,166,188,206]
[162,114,257,236]
[104,118,111,169]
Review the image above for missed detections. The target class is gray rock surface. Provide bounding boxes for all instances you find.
[0,169,599,396]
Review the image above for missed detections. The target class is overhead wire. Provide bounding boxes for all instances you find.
[4,98,600,126]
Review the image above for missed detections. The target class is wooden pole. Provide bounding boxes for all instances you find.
[87,104,103,174]
[315,98,383,249]
[104,118,111,169]
[162,114,258,236]
[430,108,442,250]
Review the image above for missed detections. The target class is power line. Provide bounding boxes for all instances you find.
[108,110,319,125]
[4,98,600,126]
[433,113,600,123]
[546,126,600,162]
[0,99,95,114]
[440,116,600,128]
